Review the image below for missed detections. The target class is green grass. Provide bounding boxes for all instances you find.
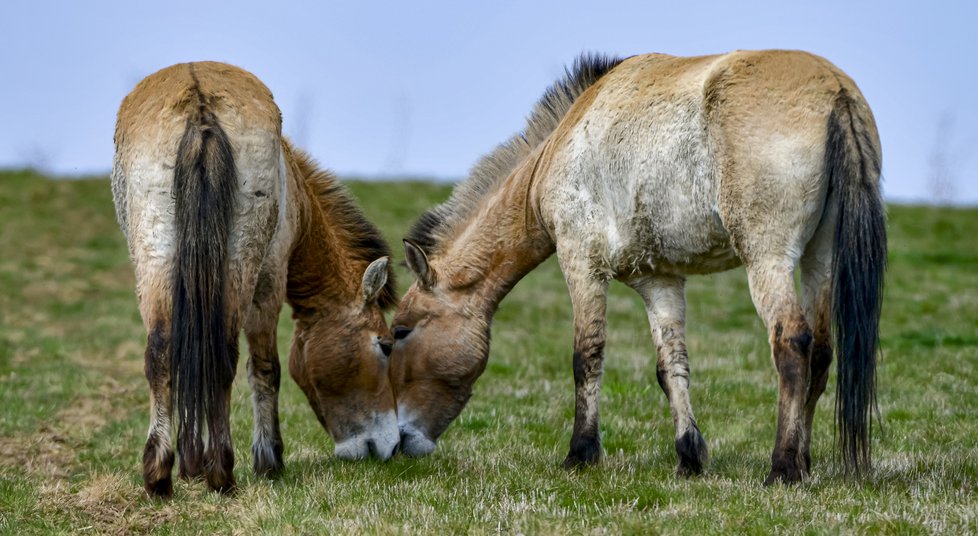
[1,169,977,534]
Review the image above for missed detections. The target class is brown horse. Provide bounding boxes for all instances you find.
[112,61,399,497]
[389,51,885,484]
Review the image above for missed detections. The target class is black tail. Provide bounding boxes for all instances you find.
[171,81,238,477]
[826,89,886,476]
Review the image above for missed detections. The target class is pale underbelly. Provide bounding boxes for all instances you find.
[608,243,742,280]
[600,217,742,279]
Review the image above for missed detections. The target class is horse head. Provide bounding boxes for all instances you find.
[290,257,400,460]
[388,241,493,457]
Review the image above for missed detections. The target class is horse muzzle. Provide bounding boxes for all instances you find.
[397,423,437,457]
[333,410,399,461]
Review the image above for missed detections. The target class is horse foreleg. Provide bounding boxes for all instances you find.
[630,275,708,477]
[560,261,608,469]
[245,273,285,478]
[142,321,175,498]
[747,262,813,485]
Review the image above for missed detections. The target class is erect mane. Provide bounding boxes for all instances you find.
[292,148,398,310]
[406,53,625,253]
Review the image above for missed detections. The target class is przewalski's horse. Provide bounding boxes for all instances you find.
[112,62,399,497]
[390,51,885,484]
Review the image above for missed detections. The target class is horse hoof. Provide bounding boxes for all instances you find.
[562,438,602,469]
[142,442,175,498]
[252,440,285,478]
[144,476,173,499]
[562,454,599,470]
[763,464,805,486]
[763,447,808,486]
[675,426,708,477]
[253,458,284,479]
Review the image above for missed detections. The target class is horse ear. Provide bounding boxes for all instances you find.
[361,257,390,303]
[403,239,435,290]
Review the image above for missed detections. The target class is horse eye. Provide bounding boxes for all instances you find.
[393,326,413,340]
[379,341,393,357]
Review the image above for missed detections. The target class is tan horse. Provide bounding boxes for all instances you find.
[112,62,399,497]
[390,51,885,484]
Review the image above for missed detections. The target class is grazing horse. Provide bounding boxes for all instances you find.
[112,62,400,497]
[389,50,885,484]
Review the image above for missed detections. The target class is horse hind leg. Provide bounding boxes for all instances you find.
[142,317,175,498]
[132,283,178,498]
[746,260,813,485]
[629,275,708,477]
[244,271,286,478]
[799,208,836,474]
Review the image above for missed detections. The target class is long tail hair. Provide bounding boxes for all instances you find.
[826,88,886,475]
[170,76,238,475]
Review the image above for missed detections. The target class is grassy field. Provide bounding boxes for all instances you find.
[0,169,976,534]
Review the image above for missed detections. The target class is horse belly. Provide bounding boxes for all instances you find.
[615,221,740,277]
[610,190,740,278]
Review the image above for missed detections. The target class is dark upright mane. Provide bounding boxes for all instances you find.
[292,148,398,310]
[406,53,625,253]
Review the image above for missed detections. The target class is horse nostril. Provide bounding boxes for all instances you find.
[380,341,393,357]
[367,439,378,458]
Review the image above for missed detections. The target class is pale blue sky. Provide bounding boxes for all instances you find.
[1,1,975,203]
